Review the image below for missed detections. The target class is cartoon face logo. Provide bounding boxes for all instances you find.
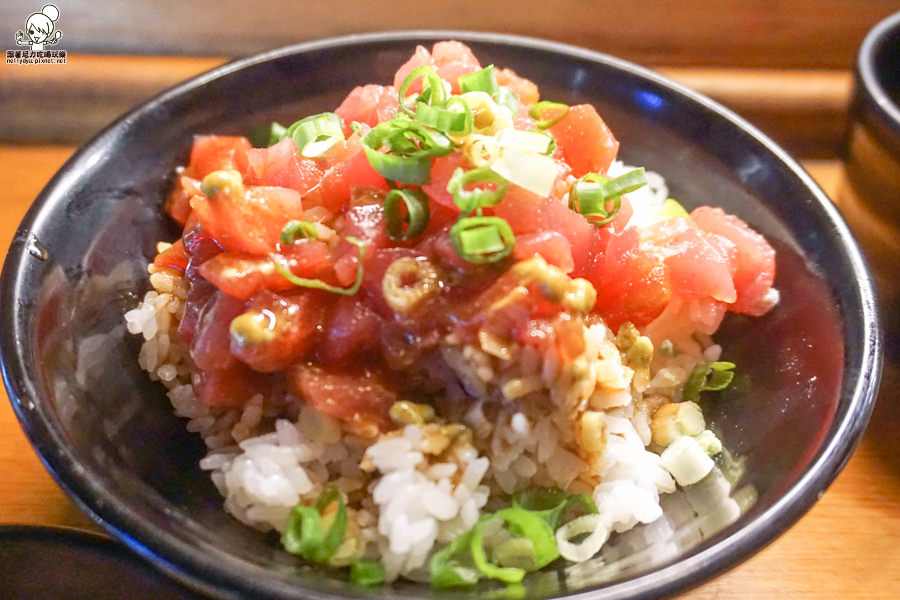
[15,5,62,52]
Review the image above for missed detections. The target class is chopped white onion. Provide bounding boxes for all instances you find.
[555,514,610,563]
[496,129,552,154]
[659,435,714,486]
[490,147,558,197]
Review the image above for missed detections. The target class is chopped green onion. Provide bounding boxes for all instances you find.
[450,216,516,264]
[398,65,447,115]
[470,508,559,585]
[350,559,385,586]
[511,487,598,530]
[281,487,347,564]
[362,119,453,185]
[656,197,690,220]
[274,236,365,295]
[280,220,318,244]
[528,101,570,129]
[266,121,287,146]
[284,112,345,158]
[414,98,472,136]
[361,146,432,185]
[490,537,538,570]
[383,188,430,242]
[459,65,500,96]
[555,514,610,562]
[694,429,723,456]
[470,517,528,584]
[496,86,520,115]
[660,435,715,486]
[495,508,559,569]
[601,167,647,198]
[571,168,647,227]
[432,492,601,588]
[682,361,736,403]
[430,528,480,588]
[447,167,509,212]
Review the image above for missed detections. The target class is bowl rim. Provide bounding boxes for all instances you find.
[1,29,882,600]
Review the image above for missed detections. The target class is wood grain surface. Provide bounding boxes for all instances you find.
[0,55,853,158]
[0,145,897,598]
[1,0,896,69]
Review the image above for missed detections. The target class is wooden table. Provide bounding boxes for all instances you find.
[1,58,899,596]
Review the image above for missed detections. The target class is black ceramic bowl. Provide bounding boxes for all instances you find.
[0,32,881,600]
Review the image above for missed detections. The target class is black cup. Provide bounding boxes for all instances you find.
[841,10,900,356]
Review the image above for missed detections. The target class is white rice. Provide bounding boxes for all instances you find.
[125,251,711,581]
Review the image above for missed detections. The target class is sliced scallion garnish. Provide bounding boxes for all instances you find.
[280,220,318,244]
[511,486,598,530]
[429,528,479,589]
[350,559,385,586]
[447,166,509,213]
[600,167,647,198]
[529,100,570,129]
[555,514,610,562]
[458,65,500,96]
[383,188,430,242]
[570,168,647,227]
[361,146,432,186]
[266,121,287,146]
[361,119,453,185]
[398,65,447,115]
[450,216,515,264]
[496,86,520,115]
[284,112,345,158]
[281,487,348,564]
[414,98,472,137]
[656,197,690,220]
[274,236,365,296]
[470,508,559,584]
[682,361,736,403]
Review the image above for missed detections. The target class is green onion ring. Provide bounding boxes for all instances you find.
[280,220,318,244]
[362,119,453,185]
[571,168,647,227]
[496,86,520,115]
[429,528,479,588]
[458,65,500,96]
[281,487,348,564]
[350,559,385,586]
[415,97,473,137]
[683,361,736,403]
[512,486,598,529]
[529,100,570,129]
[273,236,365,296]
[398,65,447,115]
[266,121,287,146]
[284,112,345,157]
[383,188,430,242]
[361,146,433,185]
[450,216,515,264]
[447,167,509,213]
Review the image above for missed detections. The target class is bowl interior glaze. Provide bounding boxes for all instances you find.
[0,32,880,600]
